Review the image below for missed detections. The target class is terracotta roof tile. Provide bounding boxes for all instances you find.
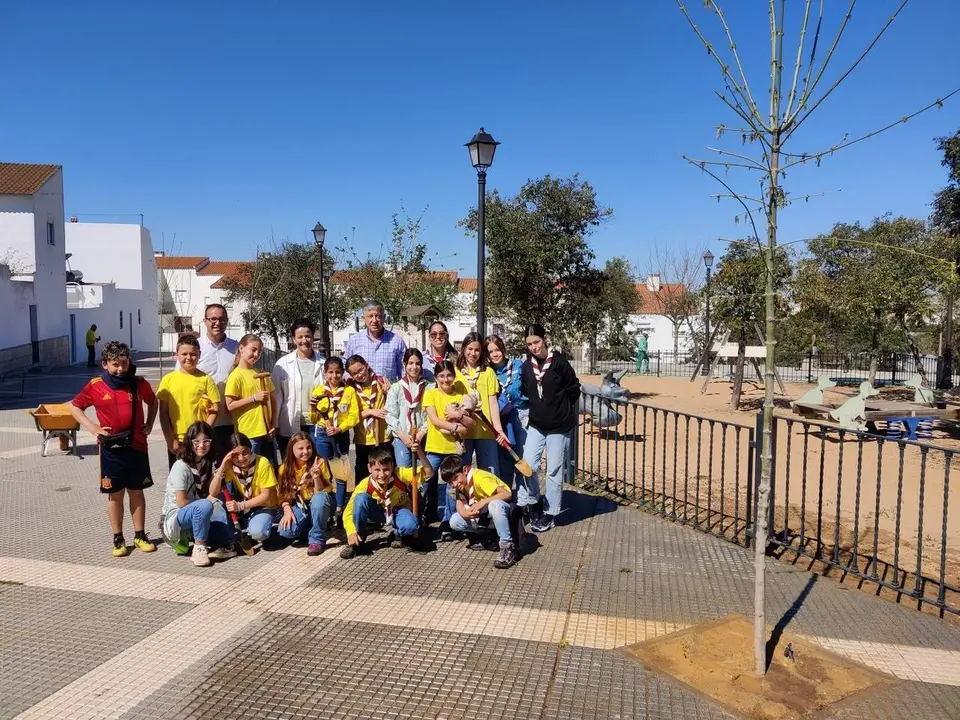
[634,282,689,315]
[197,260,252,276]
[0,162,61,195]
[330,270,459,285]
[457,278,477,292]
[155,255,209,270]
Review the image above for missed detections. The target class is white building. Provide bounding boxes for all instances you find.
[64,221,159,362]
[0,163,69,372]
[156,255,250,351]
[626,277,697,356]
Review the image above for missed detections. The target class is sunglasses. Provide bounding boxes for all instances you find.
[430,332,447,339]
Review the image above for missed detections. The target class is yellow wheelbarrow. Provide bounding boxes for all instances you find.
[27,404,81,457]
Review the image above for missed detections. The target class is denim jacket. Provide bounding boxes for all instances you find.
[493,358,527,413]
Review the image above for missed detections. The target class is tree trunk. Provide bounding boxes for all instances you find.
[868,309,881,387]
[731,333,747,410]
[899,316,931,387]
[673,321,680,358]
[267,317,282,354]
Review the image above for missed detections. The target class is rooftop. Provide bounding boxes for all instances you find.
[0,162,61,196]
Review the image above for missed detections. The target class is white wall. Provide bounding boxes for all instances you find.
[627,313,695,355]
[0,196,35,272]
[0,265,35,350]
[29,171,68,343]
[71,284,151,363]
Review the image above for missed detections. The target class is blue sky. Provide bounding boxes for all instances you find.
[2,1,957,276]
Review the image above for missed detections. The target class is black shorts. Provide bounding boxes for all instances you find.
[99,446,154,494]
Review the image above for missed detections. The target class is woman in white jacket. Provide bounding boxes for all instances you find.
[271,318,326,457]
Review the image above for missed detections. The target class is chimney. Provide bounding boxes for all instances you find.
[69,216,78,223]
[154,251,165,257]
[645,273,661,293]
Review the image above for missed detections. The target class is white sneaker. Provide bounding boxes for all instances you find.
[191,545,212,567]
[207,547,236,561]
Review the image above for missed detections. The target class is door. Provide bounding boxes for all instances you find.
[29,305,39,364]
[69,314,76,363]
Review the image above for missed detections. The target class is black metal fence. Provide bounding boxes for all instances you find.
[572,350,955,386]
[574,394,960,616]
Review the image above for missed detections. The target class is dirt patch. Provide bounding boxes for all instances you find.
[626,615,891,719]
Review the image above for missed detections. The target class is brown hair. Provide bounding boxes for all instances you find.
[456,332,487,371]
[232,333,263,369]
[278,431,315,500]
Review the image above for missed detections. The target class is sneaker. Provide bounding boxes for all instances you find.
[387,532,403,549]
[133,535,156,553]
[531,513,555,533]
[207,547,236,561]
[307,543,325,556]
[493,541,518,569]
[191,545,212,567]
[466,537,486,551]
[112,537,129,558]
[438,521,456,543]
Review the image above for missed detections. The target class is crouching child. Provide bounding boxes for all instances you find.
[340,444,434,559]
[439,456,523,569]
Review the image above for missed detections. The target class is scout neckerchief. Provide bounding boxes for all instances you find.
[462,366,480,393]
[231,458,258,500]
[325,384,345,425]
[400,378,425,430]
[457,466,477,507]
[358,381,380,435]
[531,351,554,399]
[366,474,407,523]
[292,463,316,512]
[502,360,514,392]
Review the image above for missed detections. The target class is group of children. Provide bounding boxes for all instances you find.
[72,319,581,570]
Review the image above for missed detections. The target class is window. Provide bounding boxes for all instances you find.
[138,309,141,325]
[174,316,194,333]
[119,311,123,329]
[46,222,55,246]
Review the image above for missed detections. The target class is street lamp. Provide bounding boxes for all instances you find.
[312,222,330,357]
[701,250,714,376]
[466,127,499,336]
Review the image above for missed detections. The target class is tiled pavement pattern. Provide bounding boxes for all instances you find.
[1,357,960,718]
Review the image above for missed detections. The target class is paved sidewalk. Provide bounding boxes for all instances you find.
[1,356,960,718]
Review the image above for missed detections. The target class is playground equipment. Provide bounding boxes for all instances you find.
[579,370,629,428]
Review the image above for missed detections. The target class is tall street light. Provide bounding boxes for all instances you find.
[466,127,499,336]
[312,222,330,357]
[701,249,714,376]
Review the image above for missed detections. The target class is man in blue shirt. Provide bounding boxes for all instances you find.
[342,301,407,382]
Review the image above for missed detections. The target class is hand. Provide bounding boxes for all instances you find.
[225,499,240,513]
[94,425,112,437]
[465,504,482,519]
[253,389,269,403]
[495,431,510,449]
[169,437,181,453]
[408,439,420,453]
[309,457,323,480]
[454,424,468,439]
[347,533,360,546]
[417,430,427,443]
[267,427,277,439]
[326,424,338,436]
[377,375,391,392]
[370,408,387,420]
[222,447,242,466]
[279,509,295,531]
[141,423,152,437]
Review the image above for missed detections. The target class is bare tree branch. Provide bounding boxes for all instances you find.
[682,156,765,256]
[710,0,764,124]
[784,0,814,120]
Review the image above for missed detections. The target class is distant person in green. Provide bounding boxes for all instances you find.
[85,324,101,367]
[635,332,650,374]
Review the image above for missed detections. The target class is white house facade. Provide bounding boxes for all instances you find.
[626,279,697,356]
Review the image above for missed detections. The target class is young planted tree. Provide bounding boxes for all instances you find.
[676,0,959,674]
[459,174,613,347]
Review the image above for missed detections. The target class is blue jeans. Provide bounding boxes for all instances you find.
[351,492,418,540]
[314,430,350,460]
[461,438,500,476]
[240,507,275,542]
[275,493,334,545]
[392,437,413,468]
[499,407,529,495]
[450,498,513,543]
[425,452,454,522]
[175,498,234,546]
[522,425,572,517]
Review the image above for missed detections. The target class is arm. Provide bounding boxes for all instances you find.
[158,397,175,449]
[337,389,361,431]
[271,364,287,428]
[426,405,466,435]
[476,484,512,511]
[144,397,158,435]
[413,442,434,480]
[242,487,276,510]
[384,385,407,441]
[67,403,109,437]
[208,462,227,500]
[560,359,582,404]
[225,394,265,412]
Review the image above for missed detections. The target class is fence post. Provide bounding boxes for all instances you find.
[656,351,661,377]
[891,353,898,385]
[568,413,580,487]
[806,349,813,384]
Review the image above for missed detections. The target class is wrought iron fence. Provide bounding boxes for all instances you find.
[571,350,956,386]
[573,393,960,616]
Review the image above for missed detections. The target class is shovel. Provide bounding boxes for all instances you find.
[254,371,278,464]
[474,411,533,478]
[410,424,420,536]
[221,483,256,556]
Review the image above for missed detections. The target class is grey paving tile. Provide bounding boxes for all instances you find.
[0,585,191,719]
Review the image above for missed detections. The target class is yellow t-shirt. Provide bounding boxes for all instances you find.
[277,459,333,504]
[225,367,276,439]
[353,381,389,447]
[157,370,222,442]
[224,455,278,508]
[424,386,467,455]
[309,384,360,432]
[455,367,499,440]
[342,465,426,537]
[85,329,96,346]
[449,467,511,505]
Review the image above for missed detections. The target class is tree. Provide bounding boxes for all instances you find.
[932,129,960,388]
[459,174,613,346]
[645,246,707,358]
[676,0,958,674]
[336,209,461,328]
[219,241,344,351]
[577,257,641,369]
[710,242,791,408]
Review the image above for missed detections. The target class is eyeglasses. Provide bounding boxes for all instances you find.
[205,317,227,324]
[192,439,213,447]
[430,332,447,339]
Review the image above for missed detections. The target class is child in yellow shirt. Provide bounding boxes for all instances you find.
[158,335,220,469]
[340,444,433,559]
[225,334,278,464]
[455,332,508,477]
[222,432,278,544]
[275,431,335,555]
[345,354,392,484]
[309,356,360,517]
[440,455,522,569]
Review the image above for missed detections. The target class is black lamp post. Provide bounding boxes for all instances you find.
[701,250,714,375]
[312,222,330,357]
[466,127,499,336]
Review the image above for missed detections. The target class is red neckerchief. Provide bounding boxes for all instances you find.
[324,384,345,424]
[366,474,408,521]
[462,366,480,392]
[400,378,425,429]
[457,466,477,507]
[532,351,554,398]
[358,381,380,434]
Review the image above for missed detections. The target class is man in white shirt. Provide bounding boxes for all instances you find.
[196,304,239,462]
